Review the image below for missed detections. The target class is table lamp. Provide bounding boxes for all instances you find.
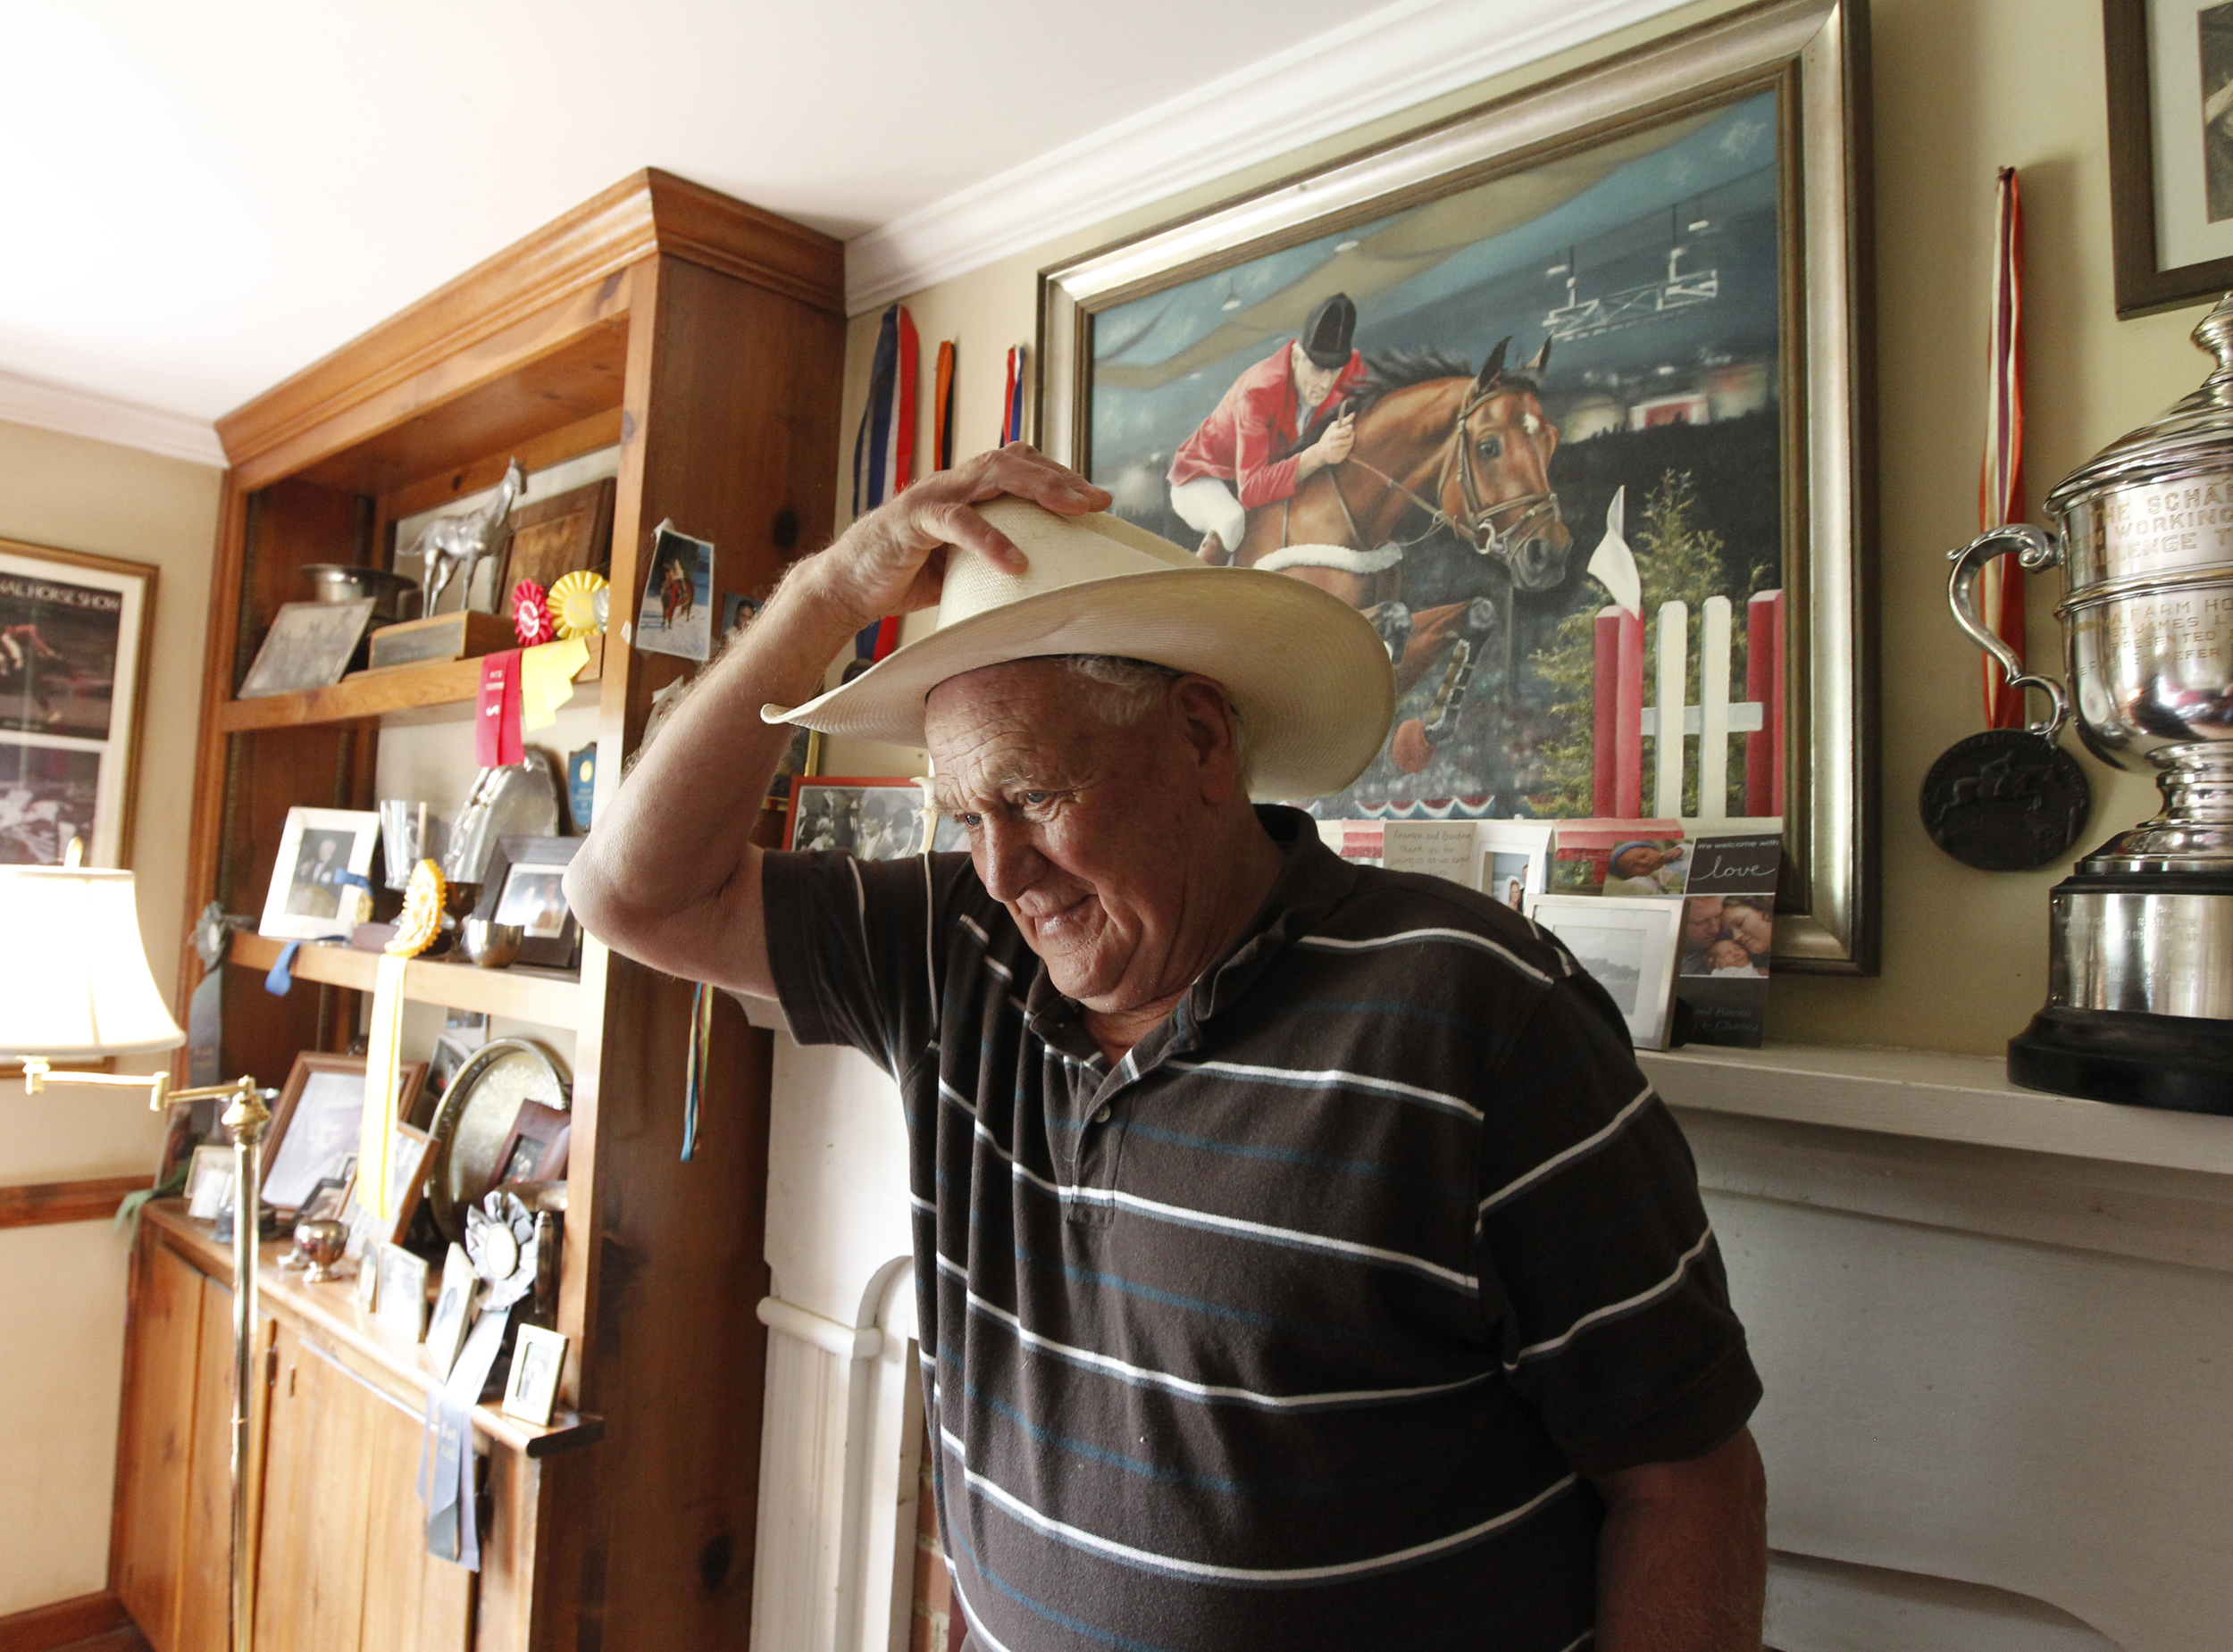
[0,843,272,1652]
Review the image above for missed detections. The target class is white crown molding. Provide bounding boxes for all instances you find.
[844,0,1696,315]
[0,368,225,468]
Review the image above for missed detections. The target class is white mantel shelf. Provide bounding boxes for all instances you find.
[1641,1040,2233,1179]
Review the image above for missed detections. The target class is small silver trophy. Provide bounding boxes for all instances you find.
[1949,294,2233,1111]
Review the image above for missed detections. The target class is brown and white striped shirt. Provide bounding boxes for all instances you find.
[765,805,1759,1652]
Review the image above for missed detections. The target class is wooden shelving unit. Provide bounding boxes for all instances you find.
[227,933,583,1026]
[111,169,846,1652]
[214,636,603,732]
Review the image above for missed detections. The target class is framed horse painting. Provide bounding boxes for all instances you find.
[0,538,156,868]
[1038,0,1877,973]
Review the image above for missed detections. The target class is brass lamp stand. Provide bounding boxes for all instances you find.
[25,1059,277,1652]
[4,848,275,1652]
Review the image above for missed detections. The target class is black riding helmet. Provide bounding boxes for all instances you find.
[1299,292,1357,368]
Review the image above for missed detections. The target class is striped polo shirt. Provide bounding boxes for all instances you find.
[765,805,1759,1652]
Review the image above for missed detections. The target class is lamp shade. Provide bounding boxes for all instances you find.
[0,864,185,1058]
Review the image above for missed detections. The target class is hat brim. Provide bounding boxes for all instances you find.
[765,567,1396,800]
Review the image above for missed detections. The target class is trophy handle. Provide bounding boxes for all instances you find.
[1946,523,2070,741]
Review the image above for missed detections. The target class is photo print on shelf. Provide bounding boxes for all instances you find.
[1672,832,1781,1047]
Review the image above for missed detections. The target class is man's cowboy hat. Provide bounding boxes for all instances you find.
[762,498,1395,798]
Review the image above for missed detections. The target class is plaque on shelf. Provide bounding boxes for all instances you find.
[364,610,517,672]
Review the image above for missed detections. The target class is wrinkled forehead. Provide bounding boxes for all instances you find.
[924,660,1098,797]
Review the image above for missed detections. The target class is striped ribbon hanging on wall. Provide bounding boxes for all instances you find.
[1978,166,2028,729]
[851,304,918,663]
[999,345,1026,445]
[933,340,957,471]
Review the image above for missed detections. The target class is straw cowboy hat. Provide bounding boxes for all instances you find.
[763,497,1395,799]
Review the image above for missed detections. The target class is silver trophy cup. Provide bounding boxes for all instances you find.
[1951,294,2233,1111]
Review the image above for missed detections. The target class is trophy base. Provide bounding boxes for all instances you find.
[2010,1006,2233,1114]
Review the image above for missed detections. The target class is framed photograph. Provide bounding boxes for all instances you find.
[342,1122,433,1260]
[502,476,615,595]
[502,1322,569,1426]
[185,1144,233,1222]
[1039,0,1873,973]
[422,1242,478,1379]
[789,777,926,860]
[1476,820,1556,912]
[263,1053,427,1211]
[2106,0,2233,314]
[259,806,381,940]
[0,538,155,868]
[298,1172,354,1224]
[354,1251,380,1314]
[474,835,585,969]
[494,1098,573,1188]
[636,520,714,662]
[1526,892,1685,1050]
[237,597,376,698]
[373,1242,430,1344]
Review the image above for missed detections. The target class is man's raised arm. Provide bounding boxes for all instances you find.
[564,446,1108,998]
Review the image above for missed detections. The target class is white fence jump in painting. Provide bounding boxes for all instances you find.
[1590,591,1785,821]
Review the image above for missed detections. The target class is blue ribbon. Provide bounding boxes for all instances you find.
[263,940,303,996]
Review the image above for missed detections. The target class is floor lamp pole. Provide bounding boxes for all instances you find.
[223,1083,272,1652]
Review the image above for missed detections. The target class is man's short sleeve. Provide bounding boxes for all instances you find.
[1474,974,1761,1479]
[761,848,953,1079]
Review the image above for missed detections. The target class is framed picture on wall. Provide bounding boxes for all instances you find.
[0,537,156,868]
[2105,0,2233,314]
[788,778,927,860]
[1038,0,1875,973]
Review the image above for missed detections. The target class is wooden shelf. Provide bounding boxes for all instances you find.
[230,931,581,1027]
[215,633,602,732]
[152,1204,603,1459]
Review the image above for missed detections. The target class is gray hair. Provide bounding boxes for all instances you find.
[1057,655,1253,787]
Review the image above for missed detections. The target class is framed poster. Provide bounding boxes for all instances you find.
[1038,0,1875,972]
[2106,0,2233,315]
[0,538,155,867]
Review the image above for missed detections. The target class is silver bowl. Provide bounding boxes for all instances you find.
[301,563,420,625]
[460,917,523,968]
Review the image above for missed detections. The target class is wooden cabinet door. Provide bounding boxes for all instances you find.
[255,1322,471,1652]
[113,1239,204,1650]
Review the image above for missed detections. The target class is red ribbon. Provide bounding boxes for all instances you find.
[476,649,523,766]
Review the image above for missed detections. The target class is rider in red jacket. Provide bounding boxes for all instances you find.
[1167,292,1367,563]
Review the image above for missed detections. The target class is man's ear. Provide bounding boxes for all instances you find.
[1171,677,1244,804]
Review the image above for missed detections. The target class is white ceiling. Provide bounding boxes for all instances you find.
[0,0,1679,444]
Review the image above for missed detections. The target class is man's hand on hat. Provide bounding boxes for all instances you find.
[811,443,1110,630]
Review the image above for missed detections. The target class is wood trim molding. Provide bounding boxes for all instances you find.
[0,369,223,468]
[0,1589,131,1651]
[0,1177,147,1231]
[214,168,843,471]
[842,0,1692,313]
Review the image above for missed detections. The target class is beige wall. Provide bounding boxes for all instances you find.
[0,419,220,1614]
[833,0,2220,1058]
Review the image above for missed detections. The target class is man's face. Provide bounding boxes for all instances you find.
[1291,342,1341,409]
[1683,897,1723,952]
[925,660,1225,1014]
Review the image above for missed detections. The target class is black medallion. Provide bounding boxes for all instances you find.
[1920,729,2092,872]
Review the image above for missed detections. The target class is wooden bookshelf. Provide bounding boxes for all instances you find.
[228,932,582,1026]
[215,635,603,732]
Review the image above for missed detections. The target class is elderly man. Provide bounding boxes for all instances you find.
[568,445,1766,1652]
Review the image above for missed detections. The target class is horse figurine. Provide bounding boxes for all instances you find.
[410,459,525,618]
[1229,338,1571,767]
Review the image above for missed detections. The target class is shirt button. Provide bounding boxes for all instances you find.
[1093,1104,1112,1124]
